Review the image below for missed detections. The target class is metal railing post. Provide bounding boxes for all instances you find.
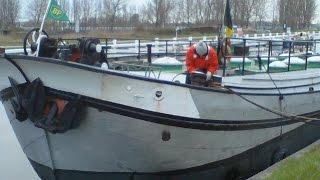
[288,41,292,72]
[270,41,273,55]
[147,44,152,64]
[242,39,246,76]
[105,38,108,60]
[267,41,272,73]
[165,40,168,56]
[258,42,262,70]
[305,42,309,70]
[222,38,228,77]
[258,42,260,56]
[138,40,141,60]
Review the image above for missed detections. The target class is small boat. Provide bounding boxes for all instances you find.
[308,56,320,68]
[152,56,184,72]
[269,61,288,72]
[1,29,320,180]
[282,57,306,70]
[229,57,252,69]
[278,52,303,60]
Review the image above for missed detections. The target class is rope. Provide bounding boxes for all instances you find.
[221,82,320,127]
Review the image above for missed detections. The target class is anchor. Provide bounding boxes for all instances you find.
[8,77,28,121]
[35,95,83,134]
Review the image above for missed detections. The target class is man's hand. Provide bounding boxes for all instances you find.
[206,72,212,81]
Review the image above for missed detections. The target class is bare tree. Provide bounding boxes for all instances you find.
[27,0,47,26]
[170,0,185,25]
[101,0,125,31]
[139,1,154,24]
[184,0,194,26]
[145,0,174,28]
[18,0,311,34]
[278,0,316,29]
[0,0,20,30]
[253,0,268,28]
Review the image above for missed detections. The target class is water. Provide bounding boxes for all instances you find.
[0,103,40,180]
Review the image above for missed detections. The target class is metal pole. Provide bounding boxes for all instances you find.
[39,0,52,34]
[288,41,292,72]
[305,42,309,70]
[147,44,152,64]
[258,42,262,71]
[138,40,141,60]
[270,40,273,55]
[222,38,228,77]
[242,39,246,76]
[105,38,108,60]
[267,41,272,73]
[258,42,260,57]
[165,40,168,56]
[36,0,52,57]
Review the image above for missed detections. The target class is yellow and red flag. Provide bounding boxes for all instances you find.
[224,0,233,38]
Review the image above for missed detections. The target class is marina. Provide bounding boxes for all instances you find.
[2,28,320,179]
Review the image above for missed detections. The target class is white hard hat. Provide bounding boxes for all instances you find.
[195,41,208,56]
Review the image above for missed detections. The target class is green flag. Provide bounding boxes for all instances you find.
[47,0,70,22]
[224,0,233,38]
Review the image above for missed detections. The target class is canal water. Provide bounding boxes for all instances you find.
[0,103,40,180]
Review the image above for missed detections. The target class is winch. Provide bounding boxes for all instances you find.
[23,28,106,66]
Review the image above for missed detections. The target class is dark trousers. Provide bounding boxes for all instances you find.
[186,73,192,84]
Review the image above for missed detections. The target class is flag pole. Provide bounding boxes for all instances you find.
[39,0,52,35]
[36,0,52,57]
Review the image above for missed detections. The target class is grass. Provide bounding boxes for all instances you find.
[0,34,24,47]
[0,29,217,47]
[266,145,320,180]
[55,30,216,40]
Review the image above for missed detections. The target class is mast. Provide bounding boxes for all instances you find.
[36,0,52,57]
[39,0,52,34]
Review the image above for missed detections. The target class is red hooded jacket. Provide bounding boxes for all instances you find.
[186,45,219,73]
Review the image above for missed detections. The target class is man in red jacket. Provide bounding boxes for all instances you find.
[185,41,219,84]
